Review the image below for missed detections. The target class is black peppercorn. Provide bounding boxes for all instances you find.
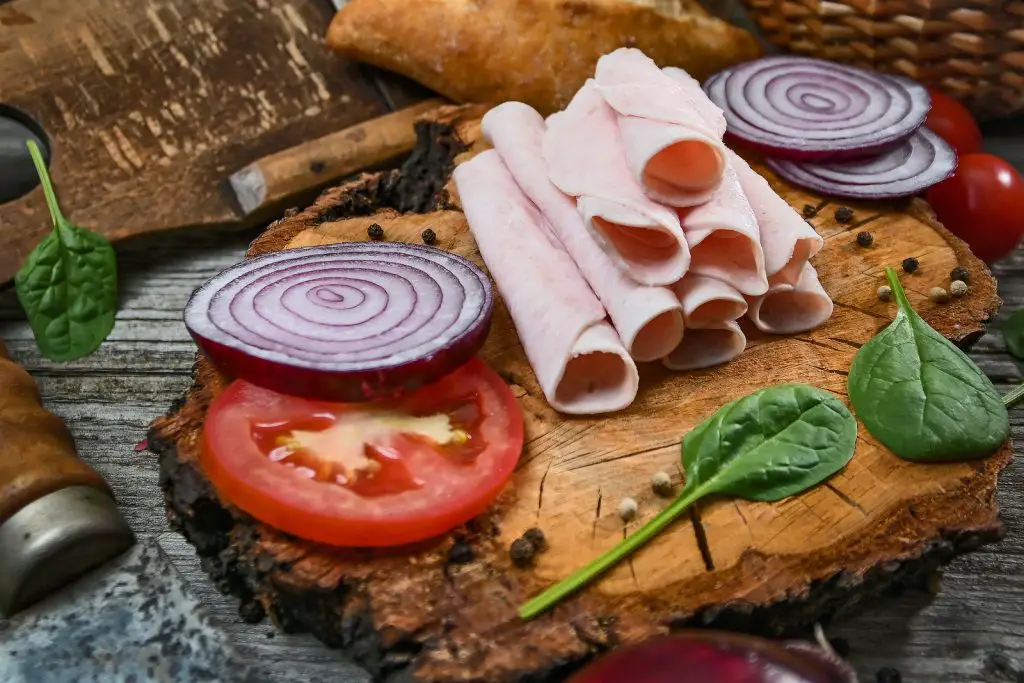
[950,265,970,284]
[509,538,536,566]
[367,223,384,240]
[856,231,874,247]
[876,666,902,683]
[802,204,817,218]
[448,541,474,564]
[901,256,919,273]
[523,527,548,552]
[422,228,437,245]
[835,206,854,224]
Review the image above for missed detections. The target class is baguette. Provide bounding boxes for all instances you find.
[326,0,761,116]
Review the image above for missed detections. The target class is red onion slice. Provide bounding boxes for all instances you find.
[704,56,931,160]
[184,243,493,402]
[765,127,956,200]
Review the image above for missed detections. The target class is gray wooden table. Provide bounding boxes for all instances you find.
[3,132,1024,683]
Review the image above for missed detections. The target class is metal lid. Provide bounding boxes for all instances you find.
[0,486,135,616]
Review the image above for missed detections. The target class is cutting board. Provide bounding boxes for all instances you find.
[0,0,429,285]
[150,105,1012,683]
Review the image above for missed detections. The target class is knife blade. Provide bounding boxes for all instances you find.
[0,337,255,681]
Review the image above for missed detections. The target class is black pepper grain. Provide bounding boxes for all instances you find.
[422,228,437,245]
[510,538,536,567]
[448,542,475,564]
[856,231,874,247]
[902,256,919,273]
[876,667,902,683]
[950,265,970,284]
[835,206,854,224]
[523,527,548,552]
[802,204,817,218]
[367,223,384,240]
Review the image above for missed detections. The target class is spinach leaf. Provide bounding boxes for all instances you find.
[681,383,857,501]
[14,140,117,362]
[518,383,856,620]
[1003,310,1024,361]
[848,267,1008,462]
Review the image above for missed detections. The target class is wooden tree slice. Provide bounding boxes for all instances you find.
[150,105,1012,683]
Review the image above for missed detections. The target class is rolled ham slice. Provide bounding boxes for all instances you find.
[747,263,834,335]
[454,150,639,414]
[678,163,769,296]
[481,102,684,362]
[663,321,746,371]
[543,80,689,286]
[594,48,727,207]
[728,149,824,287]
[673,274,747,328]
[664,274,747,370]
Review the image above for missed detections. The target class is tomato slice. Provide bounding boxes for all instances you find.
[200,358,524,547]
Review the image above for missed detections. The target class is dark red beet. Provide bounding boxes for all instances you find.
[569,631,857,683]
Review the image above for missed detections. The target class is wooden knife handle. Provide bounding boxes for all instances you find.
[228,98,446,217]
[0,338,110,525]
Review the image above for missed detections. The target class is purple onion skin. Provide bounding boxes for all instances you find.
[568,632,858,683]
[189,315,493,403]
[725,131,914,164]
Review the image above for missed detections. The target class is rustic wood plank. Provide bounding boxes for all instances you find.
[4,127,1024,682]
[0,0,422,285]
[3,219,1024,682]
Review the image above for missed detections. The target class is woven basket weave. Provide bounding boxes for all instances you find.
[741,0,1024,121]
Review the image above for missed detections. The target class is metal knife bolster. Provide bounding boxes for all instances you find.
[0,340,134,616]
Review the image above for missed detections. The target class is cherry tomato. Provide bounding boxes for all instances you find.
[201,358,524,547]
[926,153,1024,264]
[925,88,982,156]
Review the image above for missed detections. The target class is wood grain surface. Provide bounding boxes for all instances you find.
[2,221,1023,682]
[0,0,428,284]
[136,109,1020,682]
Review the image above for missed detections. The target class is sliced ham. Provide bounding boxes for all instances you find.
[593,48,727,207]
[678,162,769,296]
[664,274,747,370]
[663,321,746,371]
[661,66,728,138]
[728,149,824,287]
[454,150,639,414]
[747,263,834,334]
[481,102,684,362]
[673,274,747,329]
[543,80,689,286]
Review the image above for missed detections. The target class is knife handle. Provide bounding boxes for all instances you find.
[228,98,446,217]
[0,338,134,615]
[0,339,110,523]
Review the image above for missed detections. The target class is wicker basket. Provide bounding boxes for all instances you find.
[741,0,1024,121]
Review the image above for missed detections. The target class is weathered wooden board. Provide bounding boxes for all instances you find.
[150,106,1014,683]
[0,0,429,284]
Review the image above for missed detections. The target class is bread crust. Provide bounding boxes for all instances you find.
[326,0,762,115]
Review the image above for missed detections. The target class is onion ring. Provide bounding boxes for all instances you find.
[184,242,494,402]
[765,128,956,200]
[704,56,931,161]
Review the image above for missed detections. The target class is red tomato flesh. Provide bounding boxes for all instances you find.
[925,88,982,156]
[926,153,1024,264]
[201,358,524,547]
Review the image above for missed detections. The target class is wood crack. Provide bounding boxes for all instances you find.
[592,488,603,540]
[825,482,869,517]
[536,460,553,519]
[688,504,715,572]
[624,527,640,588]
[563,441,675,473]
